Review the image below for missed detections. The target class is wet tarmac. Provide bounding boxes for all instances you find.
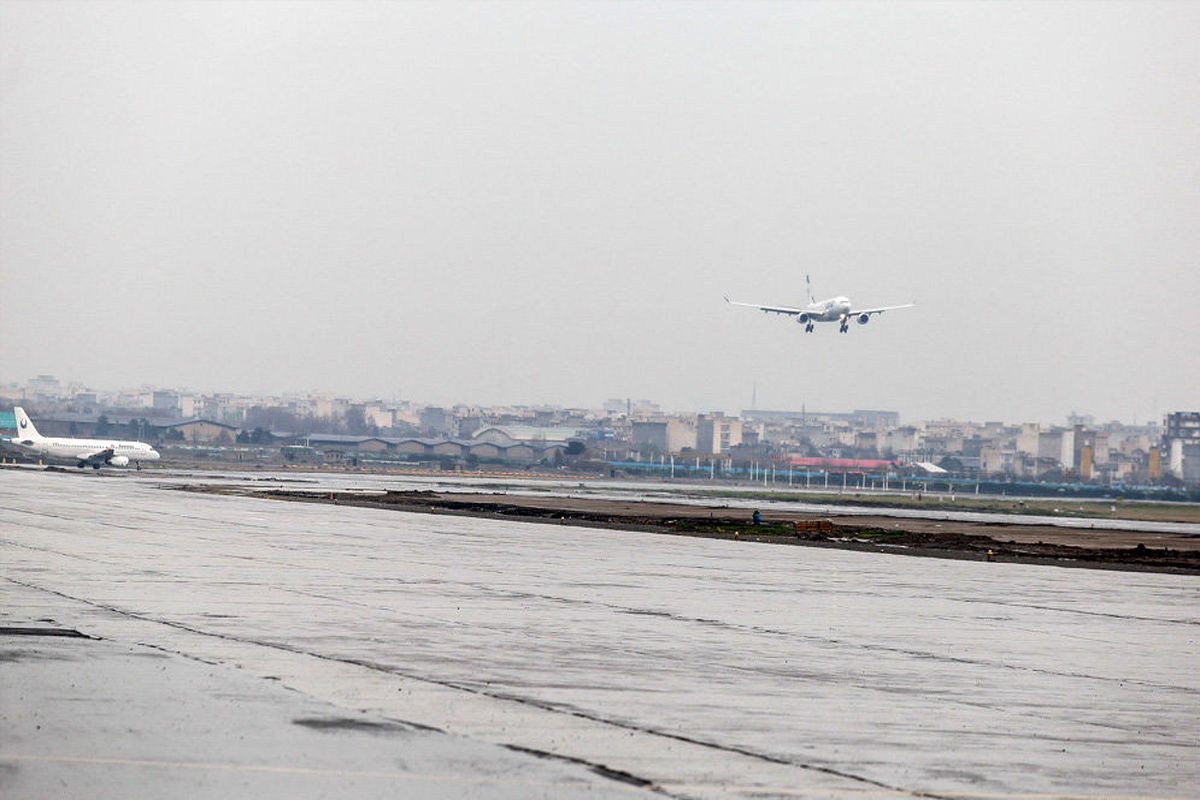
[2,469,1198,798]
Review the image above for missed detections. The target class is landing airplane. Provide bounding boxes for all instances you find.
[725,276,915,333]
[7,407,160,469]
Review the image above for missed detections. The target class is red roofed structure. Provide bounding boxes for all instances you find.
[788,456,898,471]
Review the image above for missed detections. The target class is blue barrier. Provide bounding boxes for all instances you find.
[603,461,1198,501]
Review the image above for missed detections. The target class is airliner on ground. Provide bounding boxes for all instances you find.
[725,276,915,333]
[7,407,160,469]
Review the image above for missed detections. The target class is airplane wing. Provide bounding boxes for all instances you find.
[724,297,803,316]
[78,447,115,465]
[848,303,916,317]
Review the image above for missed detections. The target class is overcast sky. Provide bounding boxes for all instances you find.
[2,1,1198,424]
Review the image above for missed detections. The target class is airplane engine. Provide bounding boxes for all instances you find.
[109,455,130,467]
[857,314,870,325]
[796,313,810,325]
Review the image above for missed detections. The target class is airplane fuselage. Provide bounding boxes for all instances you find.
[799,296,853,323]
[7,407,160,468]
[15,437,159,463]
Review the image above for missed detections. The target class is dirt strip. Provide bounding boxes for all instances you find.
[193,487,1200,575]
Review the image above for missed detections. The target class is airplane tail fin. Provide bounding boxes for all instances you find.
[13,407,42,439]
[805,274,815,304]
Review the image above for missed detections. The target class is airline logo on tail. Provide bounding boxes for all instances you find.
[14,408,40,439]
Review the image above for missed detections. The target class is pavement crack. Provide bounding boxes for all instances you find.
[3,575,944,798]
[502,744,679,797]
[456,583,1200,698]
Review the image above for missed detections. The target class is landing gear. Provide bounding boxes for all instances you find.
[839,322,849,333]
[805,323,814,333]
[76,462,86,469]
[92,463,101,470]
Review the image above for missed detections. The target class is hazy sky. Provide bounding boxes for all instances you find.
[3,1,1198,424]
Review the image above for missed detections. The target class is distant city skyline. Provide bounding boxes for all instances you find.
[0,372,1174,429]
[3,3,1197,424]
[7,373,1190,486]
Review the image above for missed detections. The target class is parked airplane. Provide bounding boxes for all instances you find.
[725,275,915,333]
[7,407,160,469]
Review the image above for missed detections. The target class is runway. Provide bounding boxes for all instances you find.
[2,469,1198,798]
[156,468,1200,535]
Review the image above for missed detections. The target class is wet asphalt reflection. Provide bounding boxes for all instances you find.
[1,469,1197,799]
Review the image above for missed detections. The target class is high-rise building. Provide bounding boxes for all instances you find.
[631,419,697,453]
[27,375,61,400]
[695,413,743,454]
[1163,412,1200,484]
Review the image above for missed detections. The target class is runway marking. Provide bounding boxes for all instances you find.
[0,753,652,794]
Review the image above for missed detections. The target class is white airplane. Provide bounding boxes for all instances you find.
[7,407,160,469]
[725,275,915,333]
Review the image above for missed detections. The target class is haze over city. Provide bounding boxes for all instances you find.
[3,2,1198,424]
